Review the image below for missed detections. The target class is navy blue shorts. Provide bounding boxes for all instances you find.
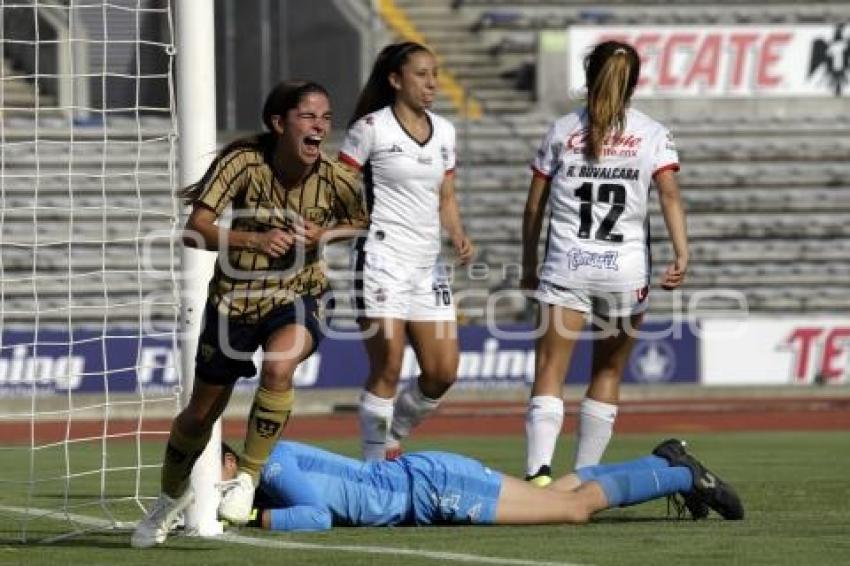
[195,295,327,386]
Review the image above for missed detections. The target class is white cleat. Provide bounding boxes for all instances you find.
[218,471,256,525]
[131,489,193,548]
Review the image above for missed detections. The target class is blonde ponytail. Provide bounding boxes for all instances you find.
[582,43,640,161]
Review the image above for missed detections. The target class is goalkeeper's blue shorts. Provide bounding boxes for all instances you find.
[402,451,502,525]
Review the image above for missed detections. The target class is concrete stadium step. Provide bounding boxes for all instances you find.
[463,77,517,90]
[2,57,57,110]
[479,99,535,113]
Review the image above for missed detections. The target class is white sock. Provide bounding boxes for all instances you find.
[389,379,440,444]
[358,390,394,461]
[525,395,564,477]
[573,397,618,470]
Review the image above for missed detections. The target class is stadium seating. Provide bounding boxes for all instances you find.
[4,0,849,322]
[391,0,850,320]
[1,110,178,324]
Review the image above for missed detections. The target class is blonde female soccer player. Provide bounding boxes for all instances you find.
[338,42,474,460]
[521,41,689,483]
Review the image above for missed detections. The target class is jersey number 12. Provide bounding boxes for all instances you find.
[574,182,626,242]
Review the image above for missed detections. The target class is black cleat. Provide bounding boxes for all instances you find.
[653,439,709,520]
[652,438,744,521]
[525,465,553,487]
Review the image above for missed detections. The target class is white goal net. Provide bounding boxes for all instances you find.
[0,0,182,542]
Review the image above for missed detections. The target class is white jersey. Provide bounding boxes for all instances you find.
[531,107,679,291]
[339,106,456,266]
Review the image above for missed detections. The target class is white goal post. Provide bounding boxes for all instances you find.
[174,0,222,538]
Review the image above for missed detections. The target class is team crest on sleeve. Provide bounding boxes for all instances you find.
[665,132,677,151]
[364,116,374,126]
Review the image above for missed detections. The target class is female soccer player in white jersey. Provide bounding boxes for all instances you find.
[338,42,474,460]
[521,41,689,482]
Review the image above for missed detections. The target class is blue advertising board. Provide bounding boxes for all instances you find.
[0,321,698,396]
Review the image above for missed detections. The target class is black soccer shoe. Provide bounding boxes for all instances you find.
[653,439,710,520]
[524,465,553,487]
[652,438,744,520]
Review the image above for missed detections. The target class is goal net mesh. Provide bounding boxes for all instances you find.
[0,0,179,541]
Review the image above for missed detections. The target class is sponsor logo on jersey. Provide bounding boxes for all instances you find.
[566,248,619,271]
[389,143,403,153]
[566,129,643,157]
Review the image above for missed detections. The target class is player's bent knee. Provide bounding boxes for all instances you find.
[259,363,295,391]
[420,368,457,391]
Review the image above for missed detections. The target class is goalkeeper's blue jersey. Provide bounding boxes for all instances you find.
[254,441,502,531]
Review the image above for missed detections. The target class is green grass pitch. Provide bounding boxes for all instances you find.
[1,431,848,565]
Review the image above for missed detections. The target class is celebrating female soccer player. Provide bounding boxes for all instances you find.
[132,80,366,548]
[521,41,689,483]
[338,42,474,460]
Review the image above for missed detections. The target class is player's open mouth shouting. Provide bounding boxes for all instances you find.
[303,133,323,159]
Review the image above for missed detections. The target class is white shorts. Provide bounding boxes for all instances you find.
[353,251,456,322]
[536,280,649,318]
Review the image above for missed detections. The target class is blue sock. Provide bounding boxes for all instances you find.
[594,467,693,507]
[576,455,669,483]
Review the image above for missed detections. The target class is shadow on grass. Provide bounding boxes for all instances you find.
[0,530,212,550]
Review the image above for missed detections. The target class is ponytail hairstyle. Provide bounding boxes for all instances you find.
[181,80,330,205]
[583,41,640,161]
[348,41,432,127]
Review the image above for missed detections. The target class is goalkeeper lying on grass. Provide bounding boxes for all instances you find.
[214,438,743,534]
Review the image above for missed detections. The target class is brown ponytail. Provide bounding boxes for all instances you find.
[584,41,640,161]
